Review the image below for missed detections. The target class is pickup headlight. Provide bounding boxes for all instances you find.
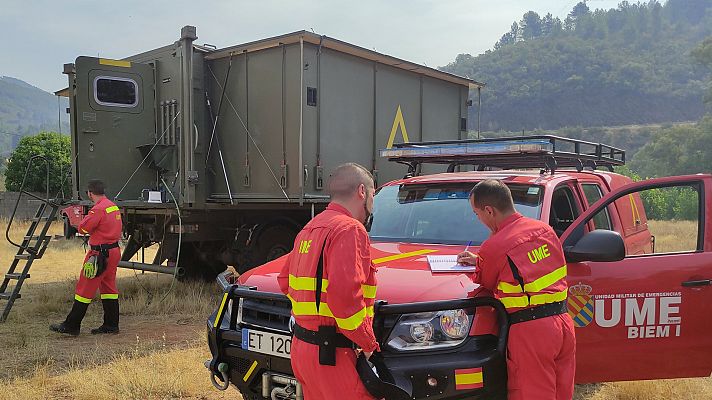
[386,309,471,351]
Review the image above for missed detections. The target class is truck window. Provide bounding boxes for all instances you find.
[581,183,612,230]
[588,184,701,255]
[94,76,138,107]
[550,185,580,236]
[369,183,543,246]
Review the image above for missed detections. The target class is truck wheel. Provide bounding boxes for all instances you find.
[252,226,297,267]
[178,242,228,282]
[63,216,77,239]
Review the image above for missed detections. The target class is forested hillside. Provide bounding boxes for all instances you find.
[443,0,712,131]
[0,76,69,158]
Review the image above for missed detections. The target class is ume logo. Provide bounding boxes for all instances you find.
[594,295,681,338]
[567,283,682,339]
[527,244,550,264]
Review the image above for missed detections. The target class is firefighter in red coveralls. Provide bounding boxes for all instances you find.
[277,163,379,400]
[457,180,576,400]
[50,179,122,336]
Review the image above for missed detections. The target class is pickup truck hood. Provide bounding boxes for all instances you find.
[238,242,483,304]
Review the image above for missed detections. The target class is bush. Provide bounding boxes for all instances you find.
[4,132,71,196]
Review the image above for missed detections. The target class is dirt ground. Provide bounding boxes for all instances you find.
[1,219,711,399]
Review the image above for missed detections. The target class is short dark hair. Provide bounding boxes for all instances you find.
[469,179,515,212]
[327,163,375,201]
[87,179,106,195]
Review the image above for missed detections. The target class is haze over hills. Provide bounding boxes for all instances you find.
[0,76,69,158]
[0,0,710,160]
[442,0,712,132]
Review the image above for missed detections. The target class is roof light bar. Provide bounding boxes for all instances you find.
[380,135,625,176]
[379,139,552,159]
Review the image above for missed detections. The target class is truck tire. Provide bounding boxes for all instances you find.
[178,242,228,282]
[63,216,77,239]
[252,225,297,268]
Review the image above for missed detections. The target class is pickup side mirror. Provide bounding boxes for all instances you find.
[564,229,625,263]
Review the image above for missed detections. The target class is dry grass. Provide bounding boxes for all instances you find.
[575,379,712,400]
[0,219,234,399]
[1,219,711,399]
[648,220,698,253]
[0,341,236,400]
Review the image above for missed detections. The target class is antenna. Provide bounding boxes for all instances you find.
[57,95,61,134]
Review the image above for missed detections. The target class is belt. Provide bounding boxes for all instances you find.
[91,242,119,251]
[292,323,354,348]
[508,300,567,324]
[292,323,355,366]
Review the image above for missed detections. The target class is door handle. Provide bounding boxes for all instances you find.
[682,279,711,287]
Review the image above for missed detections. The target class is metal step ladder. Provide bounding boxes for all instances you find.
[0,201,58,322]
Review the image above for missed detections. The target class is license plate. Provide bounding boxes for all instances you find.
[242,328,292,359]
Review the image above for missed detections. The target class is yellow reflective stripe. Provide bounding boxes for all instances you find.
[530,288,568,306]
[287,294,373,331]
[498,281,523,294]
[524,265,567,293]
[455,372,483,385]
[500,288,569,309]
[289,275,375,299]
[372,249,437,265]
[74,294,92,304]
[100,293,118,300]
[497,265,567,294]
[243,360,258,382]
[362,284,377,299]
[288,274,328,292]
[105,205,119,213]
[334,306,373,330]
[80,228,88,234]
[213,293,229,328]
[500,295,529,309]
[99,58,131,68]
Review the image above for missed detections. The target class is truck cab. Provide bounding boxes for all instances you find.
[206,136,712,399]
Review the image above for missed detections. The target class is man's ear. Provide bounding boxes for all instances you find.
[485,205,495,216]
[358,183,366,199]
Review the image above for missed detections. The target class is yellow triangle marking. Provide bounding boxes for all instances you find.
[386,105,410,149]
[629,194,642,225]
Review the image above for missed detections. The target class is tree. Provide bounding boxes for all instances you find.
[541,13,562,37]
[4,132,71,196]
[565,1,591,30]
[521,11,543,40]
[692,36,712,106]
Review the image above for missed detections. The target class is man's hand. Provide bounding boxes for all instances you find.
[356,349,374,361]
[457,251,479,267]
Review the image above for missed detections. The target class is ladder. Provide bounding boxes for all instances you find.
[0,201,58,322]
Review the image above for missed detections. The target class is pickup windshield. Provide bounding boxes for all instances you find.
[369,183,543,245]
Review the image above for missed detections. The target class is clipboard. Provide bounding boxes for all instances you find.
[427,255,476,272]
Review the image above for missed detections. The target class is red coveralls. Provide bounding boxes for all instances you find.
[474,213,575,400]
[75,197,122,304]
[278,203,379,400]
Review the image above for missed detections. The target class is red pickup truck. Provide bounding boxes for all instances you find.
[206,136,711,399]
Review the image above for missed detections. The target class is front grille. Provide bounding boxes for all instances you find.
[241,298,291,332]
[226,355,254,376]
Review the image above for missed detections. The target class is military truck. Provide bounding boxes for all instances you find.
[57,26,481,279]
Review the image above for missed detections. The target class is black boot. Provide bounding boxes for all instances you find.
[91,298,119,334]
[50,300,89,336]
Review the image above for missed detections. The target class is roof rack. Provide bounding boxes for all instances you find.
[380,135,625,176]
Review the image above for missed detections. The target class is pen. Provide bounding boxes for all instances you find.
[464,240,472,253]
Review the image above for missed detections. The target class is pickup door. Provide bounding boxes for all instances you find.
[561,174,712,383]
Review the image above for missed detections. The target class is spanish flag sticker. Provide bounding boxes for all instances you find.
[455,367,484,390]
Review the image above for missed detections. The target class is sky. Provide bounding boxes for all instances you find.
[1,0,623,93]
